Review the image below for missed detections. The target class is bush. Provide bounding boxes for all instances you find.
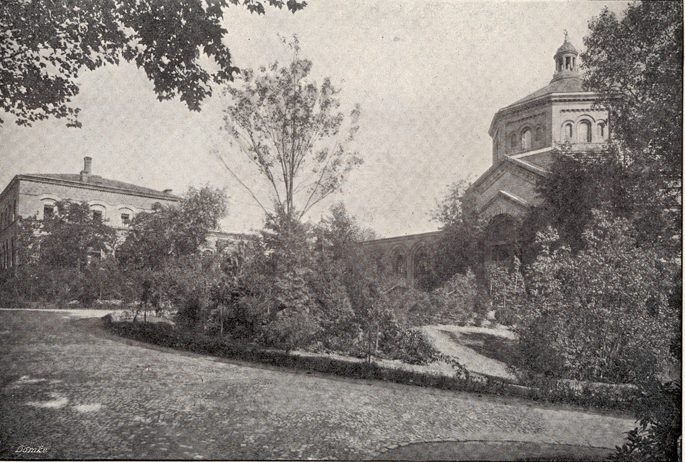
[611,379,681,461]
[515,213,680,384]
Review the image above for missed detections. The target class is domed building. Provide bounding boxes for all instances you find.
[362,34,610,283]
[469,34,609,261]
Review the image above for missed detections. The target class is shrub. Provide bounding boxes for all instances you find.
[516,212,680,384]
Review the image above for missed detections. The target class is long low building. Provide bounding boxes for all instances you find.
[0,157,180,269]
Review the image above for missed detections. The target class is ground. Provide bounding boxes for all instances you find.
[0,309,635,460]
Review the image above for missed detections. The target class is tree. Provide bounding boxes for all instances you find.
[429,180,482,288]
[117,186,228,270]
[1,0,307,128]
[6,200,118,303]
[34,200,116,270]
[220,37,362,220]
[317,202,375,262]
[581,2,683,236]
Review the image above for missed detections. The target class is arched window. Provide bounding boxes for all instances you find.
[535,126,544,144]
[521,128,532,150]
[510,133,518,150]
[391,249,407,278]
[118,207,134,227]
[413,246,431,288]
[89,204,107,223]
[598,122,606,139]
[563,123,573,141]
[578,120,592,142]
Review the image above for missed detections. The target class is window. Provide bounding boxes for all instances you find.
[521,128,532,150]
[43,204,54,218]
[510,133,518,149]
[598,122,606,139]
[535,126,544,142]
[578,120,592,142]
[392,250,407,278]
[92,210,103,222]
[563,123,573,141]
[121,213,130,226]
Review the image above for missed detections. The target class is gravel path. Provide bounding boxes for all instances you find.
[0,309,634,460]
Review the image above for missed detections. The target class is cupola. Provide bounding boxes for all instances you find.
[552,31,579,81]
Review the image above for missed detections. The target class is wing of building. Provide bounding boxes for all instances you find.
[362,35,609,282]
[0,157,180,269]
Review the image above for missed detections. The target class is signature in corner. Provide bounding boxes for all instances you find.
[15,445,50,454]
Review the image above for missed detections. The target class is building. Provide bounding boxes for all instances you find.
[363,35,608,282]
[471,33,608,261]
[0,157,180,269]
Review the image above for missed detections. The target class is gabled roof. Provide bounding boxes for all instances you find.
[479,190,531,216]
[17,173,181,201]
[470,154,548,193]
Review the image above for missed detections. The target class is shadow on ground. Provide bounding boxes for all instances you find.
[445,330,519,366]
[373,440,613,461]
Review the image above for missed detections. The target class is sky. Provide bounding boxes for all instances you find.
[0,0,631,238]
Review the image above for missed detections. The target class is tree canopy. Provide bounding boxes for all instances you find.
[18,200,116,270]
[220,38,362,220]
[117,186,228,270]
[582,2,683,196]
[1,0,307,128]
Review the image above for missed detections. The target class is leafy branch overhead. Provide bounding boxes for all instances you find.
[0,0,307,128]
[221,38,362,219]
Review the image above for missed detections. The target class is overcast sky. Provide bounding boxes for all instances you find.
[0,0,630,237]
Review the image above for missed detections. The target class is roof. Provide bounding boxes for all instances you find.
[555,40,578,57]
[17,173,181,201]
[509,75,584,107]
[470,154,548,193]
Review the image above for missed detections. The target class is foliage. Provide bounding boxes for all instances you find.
[1,200,130,304]
[118,186,228,270]
[1,0,307,127]
[582,2,683,194]
[611,379,682,462]
[429,180,482,288]
[221,37,363,219]
[31,200,116,269]
[486,258,526,326]
[516,211,680,384]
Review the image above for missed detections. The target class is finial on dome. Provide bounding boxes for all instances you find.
[552,31,579,81]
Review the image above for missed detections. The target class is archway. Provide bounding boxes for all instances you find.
[485,213,519,264]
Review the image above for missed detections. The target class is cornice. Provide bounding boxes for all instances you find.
[15,175,181,202]
[489,92,600,136]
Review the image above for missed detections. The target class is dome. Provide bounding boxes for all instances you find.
[555,40,578,57]
[554,32,578,58]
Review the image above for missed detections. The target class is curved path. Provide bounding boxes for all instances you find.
[0,309,634,460]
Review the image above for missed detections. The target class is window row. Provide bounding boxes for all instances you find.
[0,237,15,269]
[507,126,546,152]
[0,199,17,232]
[562,120,607,143]
[41,200,134,228]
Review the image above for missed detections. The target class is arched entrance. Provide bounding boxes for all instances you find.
[412,244,432,288]
[485,213,519,264]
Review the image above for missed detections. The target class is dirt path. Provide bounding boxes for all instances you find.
[1,309,633,460]
[422,324,518,381]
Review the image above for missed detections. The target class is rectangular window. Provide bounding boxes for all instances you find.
[121,213,130,226]
[43,205,54,218]
[92,210,103,222]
